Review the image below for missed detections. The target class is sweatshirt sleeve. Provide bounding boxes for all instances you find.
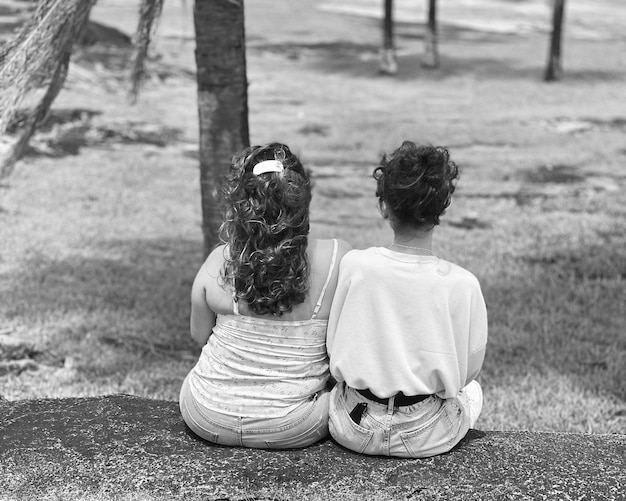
[466,281,488,385]
[325,252,352,357]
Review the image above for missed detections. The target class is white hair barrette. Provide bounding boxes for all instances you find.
[253,160,284,176]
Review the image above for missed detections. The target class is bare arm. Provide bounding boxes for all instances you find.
[189,260,217,346]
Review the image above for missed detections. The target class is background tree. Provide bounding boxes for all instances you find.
[135,0,251,255]
[128,0,250,255]
[545,0,566,81]
[423,0,439,68]
[194,0,249,255]
[379,0,397,74]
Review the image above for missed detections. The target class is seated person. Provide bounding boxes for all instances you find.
[326,141,488,458]
[180,142,350,449]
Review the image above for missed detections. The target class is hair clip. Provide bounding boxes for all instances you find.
[253,160,284,176]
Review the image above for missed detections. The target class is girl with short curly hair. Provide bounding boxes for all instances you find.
[180,142,350,449]
[327,141,488,458]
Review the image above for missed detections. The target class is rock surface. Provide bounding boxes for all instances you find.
[1,395,625,500]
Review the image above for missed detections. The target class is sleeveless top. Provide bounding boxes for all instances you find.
[187,240,339,418]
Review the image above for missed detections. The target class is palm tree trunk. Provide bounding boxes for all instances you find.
[423,0,439,68]
[379,0,397,74]
[194,0,249,256]
[545,0,566,81]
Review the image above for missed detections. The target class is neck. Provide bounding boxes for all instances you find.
[389,229,434,254]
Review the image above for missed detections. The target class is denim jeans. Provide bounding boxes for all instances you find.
[179,375,330,449]
[329,381,483,458]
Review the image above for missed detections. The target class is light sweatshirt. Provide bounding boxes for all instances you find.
[326,247,488,399]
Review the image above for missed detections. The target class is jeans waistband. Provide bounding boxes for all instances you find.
[356,388,432,407]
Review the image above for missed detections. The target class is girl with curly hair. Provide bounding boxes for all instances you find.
[180,142,350,449]
[326,141,488,458]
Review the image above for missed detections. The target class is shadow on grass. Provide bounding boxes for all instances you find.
[250,25,626,83]
[251,41,534,81]
[1,237,205,374]
[316,51,626,83]
[3,230,624,404]
[482,239,626,402]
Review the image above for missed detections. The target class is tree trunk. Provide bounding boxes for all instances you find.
[423,0,439,68]
[379,0,397,74]
[545,0,566,81]
[194,0,250,256]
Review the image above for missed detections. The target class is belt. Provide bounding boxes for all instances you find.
[356,388,432,407]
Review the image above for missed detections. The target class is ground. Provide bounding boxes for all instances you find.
[2,395,625,500]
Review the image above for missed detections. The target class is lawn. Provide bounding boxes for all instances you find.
[0,0,624,435]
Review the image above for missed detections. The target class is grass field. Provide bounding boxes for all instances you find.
[0,0,625,435]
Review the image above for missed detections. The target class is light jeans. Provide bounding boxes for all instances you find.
[329,381,483,458]
[179,375,330,449]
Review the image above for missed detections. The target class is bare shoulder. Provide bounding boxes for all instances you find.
[308,239,352,286]
[206,244,228,268]
[195,244,228,286]
[316,237,352,254]
[306,238,352,318]
[200,244,235,313]
[309,238,352,263]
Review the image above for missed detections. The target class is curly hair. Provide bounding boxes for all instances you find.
[219,143,312,316]
[373,141,459,229]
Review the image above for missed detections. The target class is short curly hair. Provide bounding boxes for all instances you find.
[219,143,312,316]
[373,141,459,229]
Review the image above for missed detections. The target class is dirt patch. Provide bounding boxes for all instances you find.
[249,41,379,61]
[6,108,101,135]
[522,164,586,184]
[298,123,331,136]
[7,108,185,158]
[542,117,626,134]
[0,332,39,377]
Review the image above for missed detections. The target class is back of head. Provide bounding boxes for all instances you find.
[220,143,312,316]
[374,141,459,229]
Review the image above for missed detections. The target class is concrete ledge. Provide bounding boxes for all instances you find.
[1,395,624,500]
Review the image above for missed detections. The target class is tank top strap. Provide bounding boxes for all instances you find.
[232,296,240,316]
[311,239,339,320]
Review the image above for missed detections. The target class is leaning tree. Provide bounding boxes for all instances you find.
[0,0,248,256]
[0,0,98,179]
